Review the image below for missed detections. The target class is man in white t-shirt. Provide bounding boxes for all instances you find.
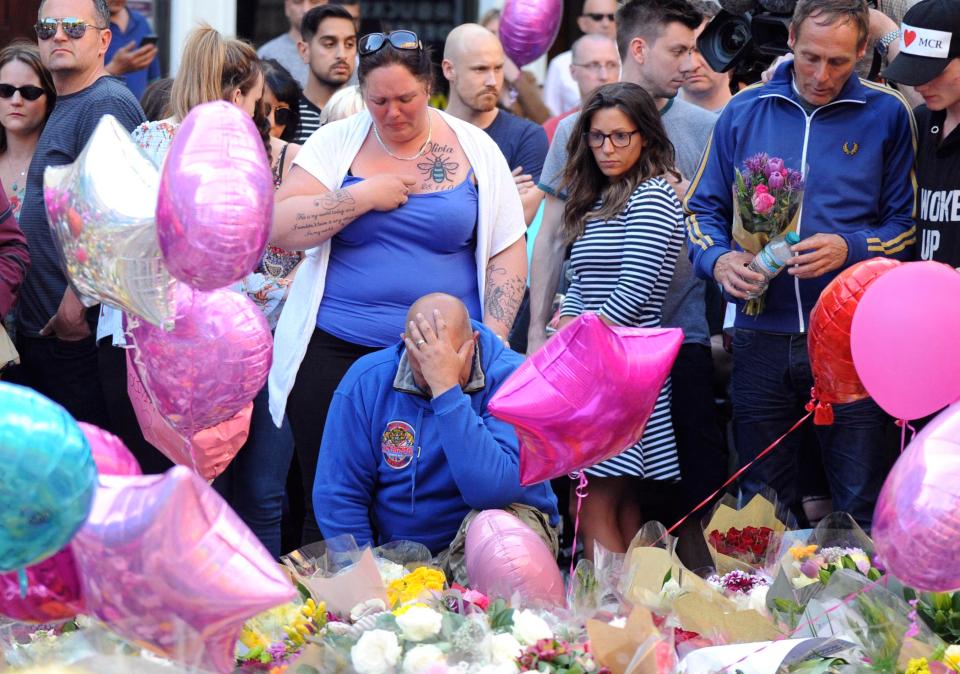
[542,0,618,116]
[258,0,326,87]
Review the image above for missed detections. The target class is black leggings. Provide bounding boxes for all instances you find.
[286,328,378,545]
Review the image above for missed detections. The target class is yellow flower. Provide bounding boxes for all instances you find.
[393,602,429,617]
[905,657,931,674]
[239,626,268,650]
[789,544,818,561]
[944,645,960,672]
[386,567,446,607]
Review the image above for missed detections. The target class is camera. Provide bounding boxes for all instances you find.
[697,0,797,82]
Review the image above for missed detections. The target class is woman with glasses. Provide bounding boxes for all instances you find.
[269,30,528,545]
[555,82,684,560]
[0,43,55,221]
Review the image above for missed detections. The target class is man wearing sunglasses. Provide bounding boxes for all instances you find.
[542,0,618,117]
[9,0,144,427]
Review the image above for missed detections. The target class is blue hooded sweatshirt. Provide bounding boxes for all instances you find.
[685,61,917,334]
[314,321,560,554]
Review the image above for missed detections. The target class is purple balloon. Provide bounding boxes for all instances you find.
[0,548,84,623]
[79,422,143,477]
[156,101,273,291]
[500,0,563,67]
[130,284,272,437]
[72,467,296,673]
[873,400,960,591]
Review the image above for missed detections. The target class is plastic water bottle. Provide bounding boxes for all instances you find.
[746,231,800,299]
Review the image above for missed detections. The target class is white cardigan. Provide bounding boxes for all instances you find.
[268,108,526,425]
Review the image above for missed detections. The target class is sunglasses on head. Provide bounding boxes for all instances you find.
[35,17,105,40]
[0,84,46,101]
[358,31,421,57]
[264,102,292,126]
[582,12,615,21]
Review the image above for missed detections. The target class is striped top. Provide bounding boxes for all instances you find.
[294,95,323,144]
[560,177,684,480]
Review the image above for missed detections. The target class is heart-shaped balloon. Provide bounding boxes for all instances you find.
[0,549,84,623]
[873,400,960,591]
[156,101,273,290]
[488,314,683,485]
[43,114,175,329]
[807,257,900,424]
[129,284,272,436]
[500,0,564,67]
[71,466,296,673]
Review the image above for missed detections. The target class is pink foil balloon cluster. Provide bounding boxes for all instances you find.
[488,313,683,485]
[500,0,564,67]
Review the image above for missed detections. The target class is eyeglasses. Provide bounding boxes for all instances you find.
[584,130,639,148]
[572,61,620,74]
[35,17,106,40]
[582,13,616,22]
[0,84,46,101]
[358,31,421,57]
[264,102,292,127]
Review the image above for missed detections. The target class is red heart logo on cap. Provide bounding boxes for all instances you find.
[904,29,917,47]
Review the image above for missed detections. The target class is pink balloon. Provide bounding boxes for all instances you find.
[71,466,296,673]
[850,261,960,420]
[79,422,142,476]
[156,101,273,290]
[126,350,252,480]
[129,284,272,437]
[465,509,565,606]
[488,314,682,485]
[0,549,84,623]
[873,400,960,591]
[500,0,563,67]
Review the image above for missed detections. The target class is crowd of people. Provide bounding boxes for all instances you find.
[0,0,958,575]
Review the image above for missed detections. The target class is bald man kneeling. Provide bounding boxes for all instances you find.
[314,293,560,582]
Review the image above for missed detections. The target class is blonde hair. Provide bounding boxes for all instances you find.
[319,85,365,125]
[169,24,261,122]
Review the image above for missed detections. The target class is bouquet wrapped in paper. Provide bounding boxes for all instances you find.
[702,493,794,576]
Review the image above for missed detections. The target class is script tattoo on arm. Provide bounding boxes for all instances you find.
[417,142,460,189]
[484,262,525,332]
[291,189,357,240]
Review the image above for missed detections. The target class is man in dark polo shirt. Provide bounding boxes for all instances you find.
[10,0,144,425]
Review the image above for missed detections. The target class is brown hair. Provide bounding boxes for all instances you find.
[0,41,56,154]
[561,82,678,245]
[615,0,703,60]
[358,40,435,92]
[791,0,869,47]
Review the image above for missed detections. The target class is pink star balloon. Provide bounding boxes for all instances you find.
[71,466,296,673]
[488,314,683,485]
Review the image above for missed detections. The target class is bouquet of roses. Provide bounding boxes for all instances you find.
[702,493,793,575]
[731,153,805,315]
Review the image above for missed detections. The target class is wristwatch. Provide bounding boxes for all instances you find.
[876,28,901,56]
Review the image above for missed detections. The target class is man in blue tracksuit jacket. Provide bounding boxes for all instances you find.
[314,293,560,580]
[684,0,916,529]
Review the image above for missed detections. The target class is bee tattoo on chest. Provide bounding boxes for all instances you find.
[417,142,459,188]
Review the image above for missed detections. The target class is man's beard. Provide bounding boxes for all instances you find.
[315,64,353,88]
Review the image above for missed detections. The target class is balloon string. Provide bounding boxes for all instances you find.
[568,472,589,581]
[660,411,812,541]
[894,418,917,453]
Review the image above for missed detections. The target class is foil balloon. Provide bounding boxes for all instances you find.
[499,0,563,67]
[851,261,960,420]
[129,283,272,437]
[71,466,296,673]
[79,422,143,477]
[488,314,683,485]
[0,549,84,623]
[807,257,900,424]
[127,350,252,480]
[0,383,97,572]
[43,114,175,329]
[465,510,564,606]
[873,400,960,591]
[156,101,273,290]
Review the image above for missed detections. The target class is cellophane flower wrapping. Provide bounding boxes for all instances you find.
[701,492,794,576]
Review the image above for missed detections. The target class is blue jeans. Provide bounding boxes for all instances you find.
[730,329,894,530]
[214,386,294,557]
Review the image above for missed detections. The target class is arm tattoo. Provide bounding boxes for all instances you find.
[291,189,357,238]
[484,262,525,327]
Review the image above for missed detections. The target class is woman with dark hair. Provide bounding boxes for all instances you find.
[0,42,55,220]
[261,58,301,143]
[556,82,685,560]
[269,31,529,545]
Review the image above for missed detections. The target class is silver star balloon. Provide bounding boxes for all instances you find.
[44,115,175,329]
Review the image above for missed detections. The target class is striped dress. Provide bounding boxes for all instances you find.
[559,177,683,480]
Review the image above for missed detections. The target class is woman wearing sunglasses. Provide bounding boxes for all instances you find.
[261,58,301,143]
[268,30,528,545]
[0,43,56,221]
[555,82,684,561]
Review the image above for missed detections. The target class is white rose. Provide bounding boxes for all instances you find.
[490,632,523,665]
[351,629,402,674]
[396,605,443,642]
[402,644,446,673]
[511,609,553,645]
[747,585,770,616]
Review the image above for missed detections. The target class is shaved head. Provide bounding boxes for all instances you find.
[442,23,505,115]
[443,23,502,64]
[406,293,472,342]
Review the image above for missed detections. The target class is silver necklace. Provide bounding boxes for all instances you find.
[372,111,432,161]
